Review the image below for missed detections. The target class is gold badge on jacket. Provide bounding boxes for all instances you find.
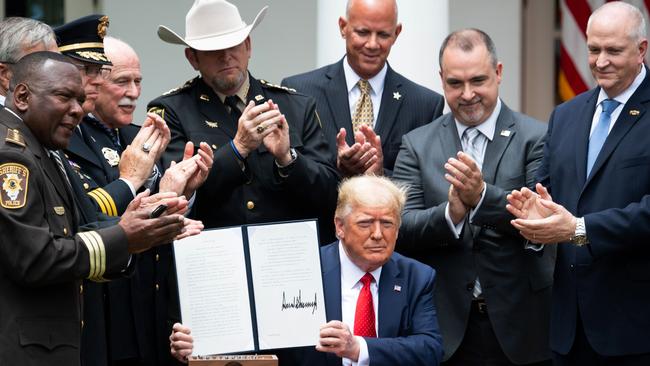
[0,163,29,209]
[102,147,120,167]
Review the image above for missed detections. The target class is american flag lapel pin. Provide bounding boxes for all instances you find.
[393,285,402,292]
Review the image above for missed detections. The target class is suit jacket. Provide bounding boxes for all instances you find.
[65,117,176,366]
[282,59,445,175]
[147,74,340,244]
[538,69,650,356]
[282,242,443,366]
[0,107,129,366]
[392,102,554,364]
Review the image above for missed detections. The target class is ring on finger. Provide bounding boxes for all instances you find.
[256,125,266,134]
[142,142,152,153]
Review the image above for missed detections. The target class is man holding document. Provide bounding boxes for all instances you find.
[170,175,443,365]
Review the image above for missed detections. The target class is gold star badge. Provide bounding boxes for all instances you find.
[393,91,402,100]
[629,110,640,116]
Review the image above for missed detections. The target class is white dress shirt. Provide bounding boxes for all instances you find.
[342,57,387,129]
[339,242,382,366]
[444,99,502,237]
[591,66,645,136]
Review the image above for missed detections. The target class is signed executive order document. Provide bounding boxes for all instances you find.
[173,220,326,356]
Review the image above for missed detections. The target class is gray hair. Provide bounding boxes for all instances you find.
[439,28,498,68]
[0,17,56,63]
[588,2,646,42]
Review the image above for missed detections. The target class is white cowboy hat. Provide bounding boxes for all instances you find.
[158,0,268,51]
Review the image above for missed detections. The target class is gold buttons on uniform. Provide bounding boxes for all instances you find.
[211,144,217,150]
[155,283,160,291]
[80,285,83,294]
[81,320,84,328]
[63,227,68,235]
[83,183,90,190]
[155,254,160,262]
[246,201,255,210]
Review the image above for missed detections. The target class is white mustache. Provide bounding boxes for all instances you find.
[118,97,137,107]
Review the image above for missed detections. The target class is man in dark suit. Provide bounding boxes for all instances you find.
[170,175,443,366]
[393,29,553,365]
[0,51,190,366]
[282,0,444,177]
[507,2,650,364]
[147,0,339,243]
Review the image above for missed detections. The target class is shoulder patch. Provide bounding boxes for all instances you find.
[5,129,25,147]
[260,79,297,93]
[162,77,197,96]
[147,106,165,121]
[0,163,28,209]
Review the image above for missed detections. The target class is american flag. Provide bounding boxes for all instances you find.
[559,0,650,101]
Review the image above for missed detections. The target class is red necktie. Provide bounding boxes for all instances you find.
[354,273,377,337]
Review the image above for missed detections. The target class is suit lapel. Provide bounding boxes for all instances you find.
[575,90,599,187]
[196,78,237,138]
[322,243,343,322]
[377,256,403,337]
[482,103,516,184]
[374,65,403,141]
[584,75,650,187]
[321,243,343,366]
[66,124,103,169]
[325,61,355,145]
[439,114,464,161]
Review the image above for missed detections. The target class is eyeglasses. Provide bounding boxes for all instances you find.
[75,64,112,78]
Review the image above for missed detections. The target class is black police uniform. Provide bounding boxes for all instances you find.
[65,117,176,366]
[147,74,340,243]
[56,14,175,366]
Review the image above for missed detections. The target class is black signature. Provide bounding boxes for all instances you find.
[281,290,318,314]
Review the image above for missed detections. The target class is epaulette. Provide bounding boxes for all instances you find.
[162,77,198,96]
[4,128,25,148]
[260,79,297,93]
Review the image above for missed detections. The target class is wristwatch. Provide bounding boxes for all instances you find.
[570,217,589,246]
[276,148,298,177]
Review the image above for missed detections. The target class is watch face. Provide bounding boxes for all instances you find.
[573,235,588,246]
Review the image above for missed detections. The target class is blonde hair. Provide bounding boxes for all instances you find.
[335,175,407,224]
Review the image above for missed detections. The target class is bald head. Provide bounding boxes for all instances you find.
[94,37,142,128]
[588,1,646,43]
[346,0,398,22]
[104,36,139,65]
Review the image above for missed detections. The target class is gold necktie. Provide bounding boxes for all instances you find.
[352,79,373,132]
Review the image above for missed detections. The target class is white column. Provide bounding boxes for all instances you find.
[449,0,523,111]
[316,0,449,95]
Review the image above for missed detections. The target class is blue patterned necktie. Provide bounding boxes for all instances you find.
[87,116,121,151]
[587,99,620,177]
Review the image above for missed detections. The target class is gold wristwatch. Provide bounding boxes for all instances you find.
[570,217,588,246]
